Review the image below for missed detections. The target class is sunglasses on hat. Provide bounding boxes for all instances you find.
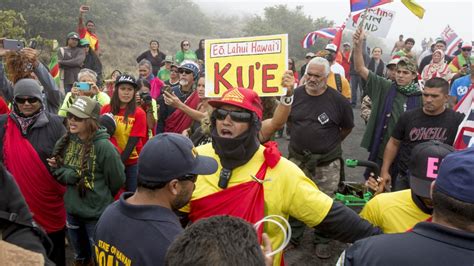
[179,69,193,75]
[66,112,85,122]
[177,173,198,183]
[215,108,252,123]
[15,97,40,104]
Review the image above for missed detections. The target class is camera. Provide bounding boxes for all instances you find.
[140,92,152,104]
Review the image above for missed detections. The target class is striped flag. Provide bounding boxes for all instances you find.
[350,0,392,13]
[301,28,338,48]
[441,25,463,56]
[48,40,60,87]
[453,85,474,150]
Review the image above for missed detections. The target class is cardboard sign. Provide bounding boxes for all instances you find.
[347,7,396,38]
[205,34,288,97]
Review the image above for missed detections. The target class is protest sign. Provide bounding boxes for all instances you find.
[347,7,396,38]
[205,34,288,97]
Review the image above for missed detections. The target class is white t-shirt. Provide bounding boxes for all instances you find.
[331,62,346,78]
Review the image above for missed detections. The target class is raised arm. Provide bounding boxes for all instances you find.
[163,91,207,122]
[352,28,369,81]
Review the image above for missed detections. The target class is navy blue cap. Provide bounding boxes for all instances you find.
[409,141,454,198]
[435,147,474,203]
[138,133,218,183]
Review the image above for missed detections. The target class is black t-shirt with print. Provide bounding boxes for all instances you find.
[289,85,354,154]
[392,108,464,175]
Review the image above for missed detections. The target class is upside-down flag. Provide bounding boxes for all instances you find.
[301,28,338,48]
[453,85,474,150]
[401,0,425,19]
[48,40,60,87]
[350,0,393,13]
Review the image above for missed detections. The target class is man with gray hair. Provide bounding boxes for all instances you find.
[287,56,354,258]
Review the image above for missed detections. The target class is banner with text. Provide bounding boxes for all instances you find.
[205,34,288,97]
[347,7,396,38]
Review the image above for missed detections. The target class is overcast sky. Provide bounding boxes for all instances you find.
[196,0,473,51]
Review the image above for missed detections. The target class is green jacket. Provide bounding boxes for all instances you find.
[175,50,198,64]
[361,72,422,159]
[53,128,125,219]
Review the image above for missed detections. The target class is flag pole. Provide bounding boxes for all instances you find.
[358,0,372,30]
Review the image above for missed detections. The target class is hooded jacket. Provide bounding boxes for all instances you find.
[53,128,125,219]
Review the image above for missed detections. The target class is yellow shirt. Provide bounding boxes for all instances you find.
[327,72,351,100]
[183,144,333,265]
[360,189,431,234]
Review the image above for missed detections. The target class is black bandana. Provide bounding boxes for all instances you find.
[211,120,260,170]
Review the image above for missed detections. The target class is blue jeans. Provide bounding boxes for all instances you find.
[125,164,138,192]
[350,75,362,106]
[66,214,97,263]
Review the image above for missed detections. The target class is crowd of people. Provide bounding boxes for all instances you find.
[0,5,473,266]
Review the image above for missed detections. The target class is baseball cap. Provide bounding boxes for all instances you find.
[461,41,472,49]
[208,88,263,120]
[409,141,455,199]
[397,57,417,74]
[115,74,138,89]
[79,39,90,47]
[13,79,43,104]
[386,58,400,67]
[305,52,315,58]
[67,32,80,40]
[325,43,338,52]
[164,55,173,63]
[67,96,100,119]
[138,133,218,183]
[434,147,474,204]
[179,61,200,80]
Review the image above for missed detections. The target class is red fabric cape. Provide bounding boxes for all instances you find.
[164,90,200,133]
[3,116,66,233]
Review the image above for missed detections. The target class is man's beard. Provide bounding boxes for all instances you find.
[306,80,325,91]
[171,185,193,210]
[179,78,189,86]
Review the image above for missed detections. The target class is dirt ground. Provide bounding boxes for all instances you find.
[66,106,369,265]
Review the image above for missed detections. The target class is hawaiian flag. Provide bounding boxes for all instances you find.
[350,0,393,13]
[301,28,338,48]
[453,85,474,150]
[441,25,463,57]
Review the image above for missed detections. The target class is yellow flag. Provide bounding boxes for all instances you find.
[401,0,425,19]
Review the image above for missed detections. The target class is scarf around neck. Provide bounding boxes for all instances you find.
[211,125,260,170]
[11,108,44,135]
[397,82,420,96]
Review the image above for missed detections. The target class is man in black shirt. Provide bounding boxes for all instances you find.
[288,56,354,258]
[380,77,464,191]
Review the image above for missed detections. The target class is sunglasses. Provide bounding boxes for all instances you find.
[215,108,252,123]
[170,69,179,73]
[66,112,85,122]
[462,48,472,52]
[183,43,190,47]
[15,97,39,104]
[179,69,193,75]
[177,174,198,183]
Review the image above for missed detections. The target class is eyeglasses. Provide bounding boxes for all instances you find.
[15,97,40,104]
[215,108,252,123]
[179,69,193,75]
[177,174,198,183]
[170,69,179,73]
[462,48,472,52]
[66,112,85,122]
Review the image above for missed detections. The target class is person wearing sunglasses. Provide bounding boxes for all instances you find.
[157,61,200,134]
[47,96,125,266]
[175,40,197,65]
[101,74,147,193]
[165,63,180,87]
[0,79,67,265]
[448,41,473,79]
[180,87,381,266]
[94,133,217,266]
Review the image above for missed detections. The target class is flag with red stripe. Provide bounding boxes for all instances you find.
[301,28,338,48]
[350,0,393,12]
[453,85,474,149]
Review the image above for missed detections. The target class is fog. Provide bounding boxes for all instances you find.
[195,0,473,52]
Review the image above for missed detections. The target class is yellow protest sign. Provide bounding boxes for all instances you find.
[205,34,288,98]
